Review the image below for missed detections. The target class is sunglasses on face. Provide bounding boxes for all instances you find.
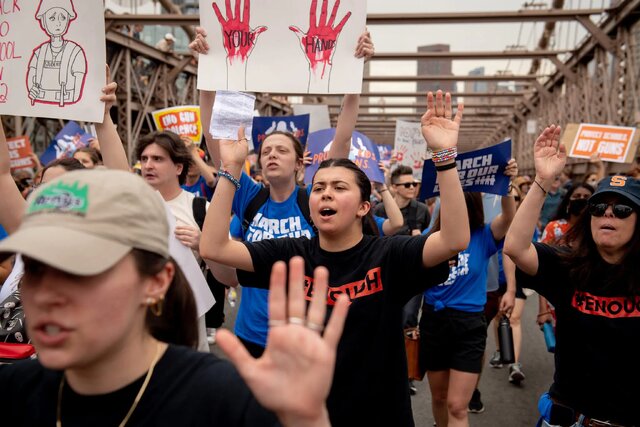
[395,182,419,189]
[588,202,635,219]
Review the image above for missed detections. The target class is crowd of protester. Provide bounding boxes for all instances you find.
[0,21,638,427]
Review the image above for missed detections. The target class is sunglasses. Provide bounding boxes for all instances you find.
[395,182,419,189]
[588,202,635,219]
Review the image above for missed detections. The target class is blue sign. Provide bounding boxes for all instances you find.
[40,121,93,166]
[420,139,512,200]
[304,128,384,185]
[251,114,310,153]
[377,144,393,162]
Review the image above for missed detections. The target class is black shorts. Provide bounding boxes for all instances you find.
[484,283,527,325]
[419,305,487,374]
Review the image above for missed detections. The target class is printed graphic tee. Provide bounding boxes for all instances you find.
[238,234,449,427]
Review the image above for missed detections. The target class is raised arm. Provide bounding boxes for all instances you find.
[0,119,26,233]
[200,128,253,271]
[95,70,131,172]
[421,91,470,267]
[489,159,518,241]
[182,136,218,187]
[504,125,565,275]
[374,166,403,235]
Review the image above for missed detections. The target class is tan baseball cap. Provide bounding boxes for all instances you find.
[0,169,169,276]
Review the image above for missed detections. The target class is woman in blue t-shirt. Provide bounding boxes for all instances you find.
[419,163,517,427]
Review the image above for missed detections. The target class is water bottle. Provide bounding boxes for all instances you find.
[542,322,556,353]
[498,316,515,364]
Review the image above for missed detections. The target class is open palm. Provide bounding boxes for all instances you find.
[533,125,566,181]
[219,127,249,168]
[421,91,463,151]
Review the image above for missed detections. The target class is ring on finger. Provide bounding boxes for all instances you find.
[268,319,286,327]
[288,316,305,326]
[306,321,324,333]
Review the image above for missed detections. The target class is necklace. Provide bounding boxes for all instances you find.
[56,342,163,427]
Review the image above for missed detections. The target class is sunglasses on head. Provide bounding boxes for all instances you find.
[588,202,635,219]
[395,182,419,189]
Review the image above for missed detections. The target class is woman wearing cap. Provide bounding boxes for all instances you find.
[0,169,348,426]
[504,125,640,426]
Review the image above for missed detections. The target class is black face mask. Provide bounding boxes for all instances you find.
[568,198,588,216]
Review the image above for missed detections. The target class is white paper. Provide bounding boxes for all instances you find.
[197,0,367,94]
[210,90,256,140]
[0,255,23,303]
[394,120,427,182]
[0,0,107,123]
[292,104,331,133]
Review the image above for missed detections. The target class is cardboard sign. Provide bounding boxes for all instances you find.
[7,136,34,171]
[40,121,92,166]
[0,0,107,122]
[304,128,384,185]
[395,120,427,181]
[420,140,512,200]
[251,114,310,153]
[152,106,203,144]
[197,0,367,94]
[565,123,638,164]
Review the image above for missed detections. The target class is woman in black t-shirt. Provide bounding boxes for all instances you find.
[504,125,640,426]
[201,91,471,427]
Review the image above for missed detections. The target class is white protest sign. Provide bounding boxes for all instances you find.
[394,120,426,181]
[210,90,256,140]
[197,0,367,94]
[292,103,331,133]
[0,0,107,123]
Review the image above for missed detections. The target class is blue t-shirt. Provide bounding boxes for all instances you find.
[181,176,214,201]
[233,173,315,347]
[374,215,385,236]
[424,223,502,312]
[230,215,243,239]
[0,225,7,241]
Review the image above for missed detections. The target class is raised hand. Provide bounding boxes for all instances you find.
[219,126,249,170]
[354,29,374,62]
[189,27,210,54]
[217,257,349,427]
[100,65,117,116]
[289,0,352,86]
[505,158,519,179]
[420,91,463,152]
[212,0,267,64]
[533,125,565,182]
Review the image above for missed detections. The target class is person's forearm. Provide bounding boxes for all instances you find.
[200,90,221,166]
[0,121,26,233]
[328,94,359,159]
[504,177,548,260]
[503,255,517,294]
[191,151,217,187]
[380,187,403,232]
[279,407,331,427]
[437,164,469,252]
[205,259,239,287]
[491,193,517,240]
[95,114,130,171]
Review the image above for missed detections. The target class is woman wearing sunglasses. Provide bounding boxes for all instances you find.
[504,125,640,427]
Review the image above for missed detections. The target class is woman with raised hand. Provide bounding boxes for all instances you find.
[0,168,348,427]
[201,90,469,427]
[504,125,640,427]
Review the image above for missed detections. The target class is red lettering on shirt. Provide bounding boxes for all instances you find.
[572,291,640,318]
[304,267,384,306]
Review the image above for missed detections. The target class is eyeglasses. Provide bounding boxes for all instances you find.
[394,182,419,189]
[588,202,635,219]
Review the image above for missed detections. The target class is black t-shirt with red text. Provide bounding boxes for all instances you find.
[517,243,640,425]
[238,234,449,427]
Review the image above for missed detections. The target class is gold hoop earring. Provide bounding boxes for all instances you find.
[149,296,164,317]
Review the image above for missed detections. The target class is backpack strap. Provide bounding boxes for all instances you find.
[242,187,270,235]
[296,187,317,235]
[406,199,419,231]
[192,196,208,231]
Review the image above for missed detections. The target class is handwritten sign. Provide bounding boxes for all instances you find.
[197,0,367,94]
[152,106,203,144]
[0,0,106,122]
[395,120,427,181]
[420,140,512,200]
[251,114,310,153]
[304,128,384,184]
[7,135,34,171]
[565,123,638,164]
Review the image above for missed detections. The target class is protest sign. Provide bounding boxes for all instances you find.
[210,90,256,140]
[40,121,92,166]
[304,128,384,185]
[292,104,331,133]
[0,0,106,122]
[377,145,393,162]
[251,114,310,153]
[152,106,203,144]
[197,0,366,94]
[563,123,638,163]
[395,120,427,181]
[420,140,512,200]
[7,136,34,171]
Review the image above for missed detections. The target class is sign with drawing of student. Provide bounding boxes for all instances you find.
[420,139,512,200]
[152,106,203,144]
[0,0,106,122]
[304,128,384,185]
[395,120,427,181]
[197,0,367,94]
[251,114,310,153]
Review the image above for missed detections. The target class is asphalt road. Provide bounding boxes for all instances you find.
[212,289,554,426]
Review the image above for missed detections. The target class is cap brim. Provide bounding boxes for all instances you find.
[591,189,640,209]
[0,226,131,276]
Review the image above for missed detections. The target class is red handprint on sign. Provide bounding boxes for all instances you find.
[212,0,267,65]
[289,0,352,93]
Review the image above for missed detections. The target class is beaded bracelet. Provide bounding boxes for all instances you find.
[218,169,241,190]
[431,147,458,164]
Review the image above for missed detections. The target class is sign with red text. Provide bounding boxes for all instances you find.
[197,0,367,94]
[152,106,203,143]
[7,135,34,172]
[0,0,106,122]
[566,123,638,163]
